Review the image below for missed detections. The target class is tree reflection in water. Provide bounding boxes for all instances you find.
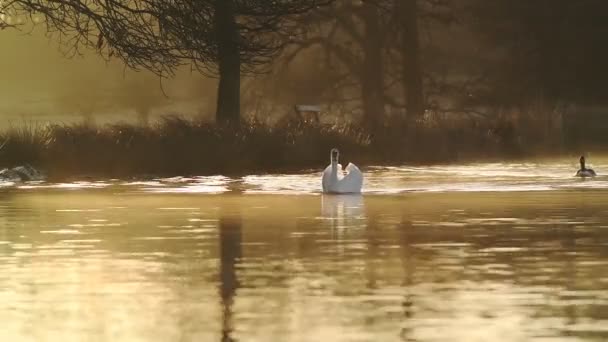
[219,215,242,342]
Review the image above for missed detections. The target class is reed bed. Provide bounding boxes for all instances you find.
[0,113,600,180]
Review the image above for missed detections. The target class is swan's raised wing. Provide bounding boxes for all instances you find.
[339,163,363,193]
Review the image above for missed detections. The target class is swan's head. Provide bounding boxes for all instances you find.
[580,155,586,168]
[330,148,339,163]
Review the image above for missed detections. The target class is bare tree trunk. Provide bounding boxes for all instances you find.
[214,0,241,125]
[398,0,424,118]
[361,3,385,130]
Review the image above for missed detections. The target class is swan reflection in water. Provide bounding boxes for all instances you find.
[321,194,366,231]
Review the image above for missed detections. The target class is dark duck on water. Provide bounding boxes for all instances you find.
[576,156,597,177]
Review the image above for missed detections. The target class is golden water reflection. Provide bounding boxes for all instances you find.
[0,190,607,341]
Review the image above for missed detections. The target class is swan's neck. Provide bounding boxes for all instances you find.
[331,161,339,174]
[581,161,586,170]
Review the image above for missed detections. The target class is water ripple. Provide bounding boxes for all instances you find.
[5,158,608,195]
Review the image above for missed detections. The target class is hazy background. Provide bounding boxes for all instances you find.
[0,27,219,127]
[2,1,608,133]
[0,27,338,127]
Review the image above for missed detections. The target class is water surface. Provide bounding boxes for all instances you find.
[1,159,607,341]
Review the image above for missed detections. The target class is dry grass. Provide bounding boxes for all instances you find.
[0,117,370,179]
[0,111,600,180]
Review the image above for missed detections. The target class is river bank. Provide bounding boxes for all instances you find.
[0,116,603,180]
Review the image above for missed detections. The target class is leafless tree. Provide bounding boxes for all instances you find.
[280,0,454,128]
[0,0,333,124]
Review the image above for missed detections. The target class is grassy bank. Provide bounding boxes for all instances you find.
[0,115,600,180]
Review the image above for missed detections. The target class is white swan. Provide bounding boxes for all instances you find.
[576,156,596,177]
[322,148,363,193]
